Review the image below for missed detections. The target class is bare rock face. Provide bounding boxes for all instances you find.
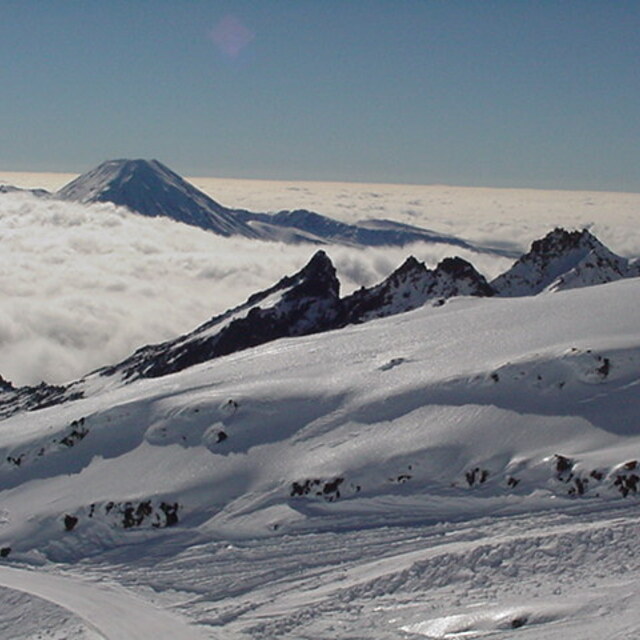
[98,250,344,381]
[343,256,494,324]
[491,228,632,296]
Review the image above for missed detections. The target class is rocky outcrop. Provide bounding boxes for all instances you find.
[343,256,494,323]
[491,228,634,296]
[98,250,344,381]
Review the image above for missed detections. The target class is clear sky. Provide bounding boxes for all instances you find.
[1,0,639,190]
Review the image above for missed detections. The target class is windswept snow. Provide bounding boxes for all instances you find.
[0,566,210,639]
[2,173,640,638]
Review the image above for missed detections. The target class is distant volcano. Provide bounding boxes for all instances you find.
[56,158,260,238]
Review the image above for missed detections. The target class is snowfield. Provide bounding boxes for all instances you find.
[0,274,639,638]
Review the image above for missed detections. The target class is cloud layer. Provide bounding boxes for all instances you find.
[1,178,638,386]
[0,192,512,386]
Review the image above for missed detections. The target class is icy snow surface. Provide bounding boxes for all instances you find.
[0,275,640,637]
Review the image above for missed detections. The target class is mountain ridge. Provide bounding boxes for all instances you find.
[55,159,509,254]
[0,226,638,419]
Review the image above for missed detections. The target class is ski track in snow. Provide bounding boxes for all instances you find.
[0,566,214,640]
[42,505,640,639]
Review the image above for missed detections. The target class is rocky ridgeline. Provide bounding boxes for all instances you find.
[343,256,493,323]
[0,377,83,420]
[1,228,638,418]
[490,227,634,295]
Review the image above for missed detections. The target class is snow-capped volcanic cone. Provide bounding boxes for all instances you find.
[491,228,632,296]
[56,159,507,252]
[56,158,259,238]
[344,256,494,323]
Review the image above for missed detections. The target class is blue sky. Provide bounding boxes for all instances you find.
[1,1,639,190]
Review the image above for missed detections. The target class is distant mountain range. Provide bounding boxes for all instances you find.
[53,158,504,253]
[1,226,637,419]
[0,184,50,198]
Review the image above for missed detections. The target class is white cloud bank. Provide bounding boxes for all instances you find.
[0,192,511,386]
[0,177,638,386]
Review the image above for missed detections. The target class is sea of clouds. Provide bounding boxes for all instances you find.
[1,177,638,386]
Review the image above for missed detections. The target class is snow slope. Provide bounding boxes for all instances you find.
[0,566,209,639]
[0,273,639,638]
[0,277,639,554]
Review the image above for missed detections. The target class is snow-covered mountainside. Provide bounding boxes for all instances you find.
[491,227,634,295]
[56,159,502,252]
[1,275,639,554]
[0,276,640,637]
[57,159,260,238]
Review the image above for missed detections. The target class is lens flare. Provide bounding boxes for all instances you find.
[209,15,255,58]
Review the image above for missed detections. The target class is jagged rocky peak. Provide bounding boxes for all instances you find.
[435,257,495,297]
[0,375,14,392]
[96,251,344,382]
[292,249,340,298]
[531,227,597,255]
[491,227,629,296]
[344,255,492,324]
[56,158,258,238]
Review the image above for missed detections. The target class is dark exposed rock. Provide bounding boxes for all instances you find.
[614,472,639,497]
[0,380,83,421]
[97,250,344,381]
[158,502,180,527]
[100,499,180,528]
[465,468,490,487]
[343,255,493,324]
[0,547,10,558]
[596,357,611,378]
[491,228,633,296]
[6,455,23,467]
[291,477,344,502]
[554,454,574,478]
[60,419,89,447]
[64,515,78,531]
[511,616,528,629]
